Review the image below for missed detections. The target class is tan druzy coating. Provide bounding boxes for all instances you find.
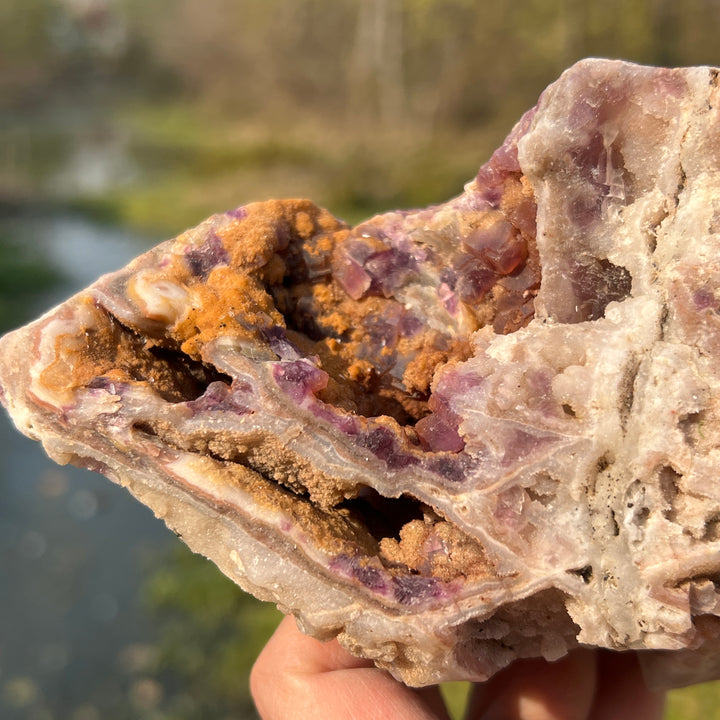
[2,59,720,688]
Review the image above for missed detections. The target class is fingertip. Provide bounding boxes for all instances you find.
[251,615,450,720]
[256,615,374,676]
[251,616,368,718]
[465,649,597,720]
[590,651,665,720]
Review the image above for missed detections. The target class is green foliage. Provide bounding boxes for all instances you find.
[6,0,720,233]
[144,543,282,720]
[441,681,472,719]
[0,0,54,67]
[666,681,720,720]
[0,227,63,332]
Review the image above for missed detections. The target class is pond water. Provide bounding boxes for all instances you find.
[0,212,179,719]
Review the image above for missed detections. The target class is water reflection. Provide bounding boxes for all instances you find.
[0,210,175,719]
[0,211,149,303]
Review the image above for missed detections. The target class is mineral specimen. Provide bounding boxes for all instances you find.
[2,58,720,689]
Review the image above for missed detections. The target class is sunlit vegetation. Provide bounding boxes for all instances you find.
[143,545,281,720]
[0,227,63,332]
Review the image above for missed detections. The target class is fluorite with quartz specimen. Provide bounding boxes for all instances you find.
[3,58,720,688]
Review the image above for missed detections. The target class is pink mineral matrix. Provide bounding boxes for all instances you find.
[2,59,720,688]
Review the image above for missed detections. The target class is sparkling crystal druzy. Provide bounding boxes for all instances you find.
[3,59,720,688]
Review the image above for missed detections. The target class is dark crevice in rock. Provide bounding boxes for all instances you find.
[711,68,720,90]
[633,506,650,525]
[146,344,233,403]
[337,489,428,545]
[568,566,594,583]
[658,304,670,341]
[526,485,556,507]
[702,514,720,541]
[677,573,720,592]
[453,589,580,676]
[129,414,381,548]
[674,164,687,209]
[130,411,483,581]
[679,410,706,447]
[659,465,682,522]
[647,231,658,254]
[268,272,438,428]
[569,257,633,322]
[626,479,650,529]
[131,421,157,437]
[596,454,612,473]
[618,355,640,432]
[100,309,232,404]
[127,409,487,581]
[561,403,576,418]
[127,413,418,543]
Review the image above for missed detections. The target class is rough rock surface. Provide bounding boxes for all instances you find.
[2,59,720,688]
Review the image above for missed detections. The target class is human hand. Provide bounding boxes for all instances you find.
[250,616,666,720]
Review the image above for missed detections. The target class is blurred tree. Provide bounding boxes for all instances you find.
[0,227,63,332]
[348,0,405,125]
[6,0,720,125]
[0,0,56,107]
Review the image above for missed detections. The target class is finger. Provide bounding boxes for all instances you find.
[250,616,450,720]
[464,649,597,720]
[588,651,665,720]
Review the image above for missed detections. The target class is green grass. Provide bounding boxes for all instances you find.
[442,681,473,719]
[25,98,500,236]
[666,681,720,719]
[0,230,63,332]
[144,544,281,719]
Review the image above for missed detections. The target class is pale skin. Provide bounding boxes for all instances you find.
[251,616,666,720]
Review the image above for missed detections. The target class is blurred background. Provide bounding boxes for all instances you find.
[2,1,720,718]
